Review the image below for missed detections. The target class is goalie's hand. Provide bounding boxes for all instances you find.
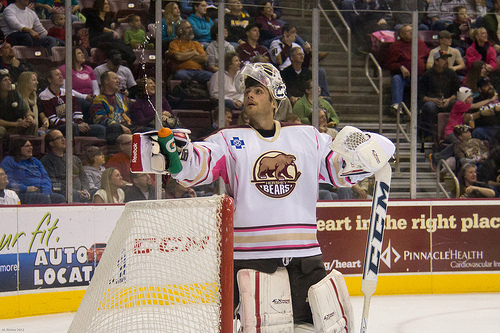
[170,128,193,163]
[131,128,192,174]
[330,126,395,178]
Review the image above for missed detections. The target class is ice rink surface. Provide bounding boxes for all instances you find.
[0,293,498,332]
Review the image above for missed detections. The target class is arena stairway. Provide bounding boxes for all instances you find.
[281,1,441,199]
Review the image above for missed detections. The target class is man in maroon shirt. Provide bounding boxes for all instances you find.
[39,68,105,139]
[236,22,269,64]
[386,24,429,114]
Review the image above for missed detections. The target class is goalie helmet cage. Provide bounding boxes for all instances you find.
[69,195,234,333]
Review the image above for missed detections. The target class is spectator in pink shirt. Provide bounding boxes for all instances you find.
[59,47,99,122]
[466,27,497,72]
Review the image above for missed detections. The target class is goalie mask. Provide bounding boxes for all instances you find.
[235,62,287,101]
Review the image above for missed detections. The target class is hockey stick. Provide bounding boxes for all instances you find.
[359,163,392,333]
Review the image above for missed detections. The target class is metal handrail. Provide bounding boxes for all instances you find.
[395,102,411,173]
[436,160,460,198]
[319,0,351,93]
[364,53,383,133]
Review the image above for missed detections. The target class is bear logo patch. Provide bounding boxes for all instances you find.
[251,151,301,198]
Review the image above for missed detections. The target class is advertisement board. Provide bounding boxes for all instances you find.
[0,205,123,294]
[316,200,500,276]
[1,199,499,318]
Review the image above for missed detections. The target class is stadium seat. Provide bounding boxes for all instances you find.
[113,0,148,11]
[166,80,213,111]
[12,46,51,66]
[418,30,440,48]
[115,8,148,25]
[89,48,107,67]
[111,22,131,40]
[73,137,107,161]
[167,79,182,94]
[172,110,212,140]
[78,0,95,9]
[40,19,54,31]
[432,112,450,153]
[51,46,66,65]
[147,23,156,38]
[72,21,86,34]
[436,112,450,144]
[12,46,53,77]
[132,49,157,77]
[72,21,89,49]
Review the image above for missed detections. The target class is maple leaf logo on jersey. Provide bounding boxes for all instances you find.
[251,151,301,198]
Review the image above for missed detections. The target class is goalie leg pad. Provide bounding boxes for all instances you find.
[237,267,294,333]
[308,269,354,333]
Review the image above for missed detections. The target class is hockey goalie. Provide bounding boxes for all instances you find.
[132,63,395,332]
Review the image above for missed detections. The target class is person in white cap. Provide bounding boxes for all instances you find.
[429,86,497,170]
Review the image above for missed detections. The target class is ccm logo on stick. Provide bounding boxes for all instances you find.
[364,181,389,280]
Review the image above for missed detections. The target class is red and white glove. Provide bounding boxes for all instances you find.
[131,129,192,174]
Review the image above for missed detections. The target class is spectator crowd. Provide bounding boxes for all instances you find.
[2,0,500,202]
[0,0,341,204]
[340,0,500,198]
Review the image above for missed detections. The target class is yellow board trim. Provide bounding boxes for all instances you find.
[0,290,86,320]
[344,273,500,296]
[1,273,499,319]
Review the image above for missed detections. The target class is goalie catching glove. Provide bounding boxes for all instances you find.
[131,128,193,174]
[330,126,395,180]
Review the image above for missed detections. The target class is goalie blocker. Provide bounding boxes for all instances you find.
[131,128,192,174]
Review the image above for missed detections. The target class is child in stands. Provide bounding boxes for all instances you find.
[430,87,496,170]
[125,15,153,49]
[83,146,106,196]
[47,13,66,46]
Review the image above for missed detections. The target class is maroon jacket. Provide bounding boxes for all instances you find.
[386,39,430,77]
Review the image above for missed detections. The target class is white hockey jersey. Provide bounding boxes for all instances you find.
[0,189,20,205]
[174,121,354,260]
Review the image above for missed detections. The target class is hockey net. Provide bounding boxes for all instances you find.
[69,195,234,333]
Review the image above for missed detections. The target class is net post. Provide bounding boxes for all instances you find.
[220,195,234,333]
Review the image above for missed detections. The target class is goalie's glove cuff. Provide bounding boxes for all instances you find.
[330,126,395,177]
[171,128,193,165]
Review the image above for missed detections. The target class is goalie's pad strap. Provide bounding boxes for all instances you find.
[237,268,294,333]
[308,269,354,333]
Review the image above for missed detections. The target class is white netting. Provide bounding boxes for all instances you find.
[69,195,232,333]
[343,131,368,151]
